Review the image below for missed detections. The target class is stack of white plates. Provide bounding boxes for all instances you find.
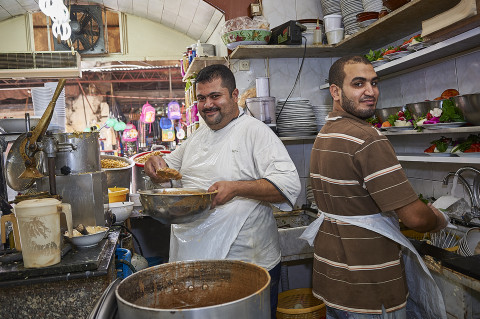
[276,98,319,137]
[31,82,66,132]
[312,105,333,130]
[340,0,364,35]
[362,0,383,12]
[321,0,341,15]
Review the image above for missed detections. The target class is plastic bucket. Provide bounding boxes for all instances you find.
[324,14,343,32]
[109,187,129,203]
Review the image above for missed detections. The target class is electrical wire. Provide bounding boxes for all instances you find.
[115,224,144,256]
[275,35,308,123]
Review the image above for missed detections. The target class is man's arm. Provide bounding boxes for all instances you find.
[208,179,286,209]
[395,199,447,233]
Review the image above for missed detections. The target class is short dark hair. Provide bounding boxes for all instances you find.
[196,64,236,95]
[328,55,372,88]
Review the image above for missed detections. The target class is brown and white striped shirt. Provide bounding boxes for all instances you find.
[310,110,418,314]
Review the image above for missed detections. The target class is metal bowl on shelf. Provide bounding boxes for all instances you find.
[138,188,217,224]
[452,93,480,125]
[375,106,404,123]
[405,100,443,118]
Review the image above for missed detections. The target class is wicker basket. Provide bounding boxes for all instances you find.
[276,288,326,319]
[401,229,429,240]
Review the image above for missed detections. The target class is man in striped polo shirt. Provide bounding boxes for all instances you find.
[303,56,448,319]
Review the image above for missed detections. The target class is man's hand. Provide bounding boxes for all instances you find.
[428,203,449,233]
[208,181,237,209]
[144,156,170,184]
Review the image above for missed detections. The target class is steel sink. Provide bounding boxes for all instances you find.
[274,210,317,261]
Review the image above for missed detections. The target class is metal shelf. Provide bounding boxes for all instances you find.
[397,155,480,163]
[381,126,480,135]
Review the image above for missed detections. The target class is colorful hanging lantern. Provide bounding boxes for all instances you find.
[140,101,156,133]
[168,101,182,120]
[122,123,138,142]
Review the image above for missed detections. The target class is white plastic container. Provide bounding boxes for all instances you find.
[326,28,344,44]
[255,77,270,97]
[324,14,343,32]
[14,198,72,268]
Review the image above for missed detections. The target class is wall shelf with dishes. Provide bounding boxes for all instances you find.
[229,0,461,60]
[182,57,228,82]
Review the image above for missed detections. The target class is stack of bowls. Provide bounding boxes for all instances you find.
[356,11,379,28]
[362,0,383,12]
[458,227,480,256]
[312,105,333,130]
[340,0,364,36]
[321,0,341,16]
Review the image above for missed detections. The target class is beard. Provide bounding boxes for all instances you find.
[341,91,376,120]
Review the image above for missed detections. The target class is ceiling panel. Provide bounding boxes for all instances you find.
[0,0,223,42]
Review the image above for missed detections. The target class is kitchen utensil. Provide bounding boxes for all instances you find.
[115,260,271,319]
[326,28,344,44]
[246,97,276,124]
[65,226,108,248]
[406,100,443,118]
[138,188,217,224]
[101,155,134,189]
[452,93,480,125]
[109,201,134,223]
[14,198,72,268]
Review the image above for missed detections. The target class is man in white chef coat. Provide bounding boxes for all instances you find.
[145,64,301,318]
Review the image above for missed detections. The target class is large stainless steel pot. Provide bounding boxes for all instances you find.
[115,260,271,318]
[101,155,134,189]
[52,132,101,174]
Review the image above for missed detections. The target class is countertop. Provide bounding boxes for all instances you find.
[0,229,119,287]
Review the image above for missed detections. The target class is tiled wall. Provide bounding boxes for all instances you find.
[227,0,480,209]
[232,49,480,209]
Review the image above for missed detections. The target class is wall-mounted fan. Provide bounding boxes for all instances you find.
[53,5,105,55]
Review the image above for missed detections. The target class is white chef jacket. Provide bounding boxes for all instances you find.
[300,211,447,319]
[164,107,301,270]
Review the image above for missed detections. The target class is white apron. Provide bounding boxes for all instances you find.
[300,211,447,319]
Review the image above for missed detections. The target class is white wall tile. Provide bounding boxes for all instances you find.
[455,50,480,95]
[424,59,458,100]
[377,77,403,108]
[285,142,306,177]
[262,0,296,29]
[296,0,324,19]
[299,58,333,105]
[269,58,302,99]
[399,68,427,105]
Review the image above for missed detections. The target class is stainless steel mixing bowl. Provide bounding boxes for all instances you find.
[406,100,443,118]
[138,188,217,224]
[452,93,480,125]
[375,106,404,123]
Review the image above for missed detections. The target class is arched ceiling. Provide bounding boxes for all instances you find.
[0,0,224,42]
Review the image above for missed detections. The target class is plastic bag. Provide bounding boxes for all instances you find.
[220,16,270,34]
